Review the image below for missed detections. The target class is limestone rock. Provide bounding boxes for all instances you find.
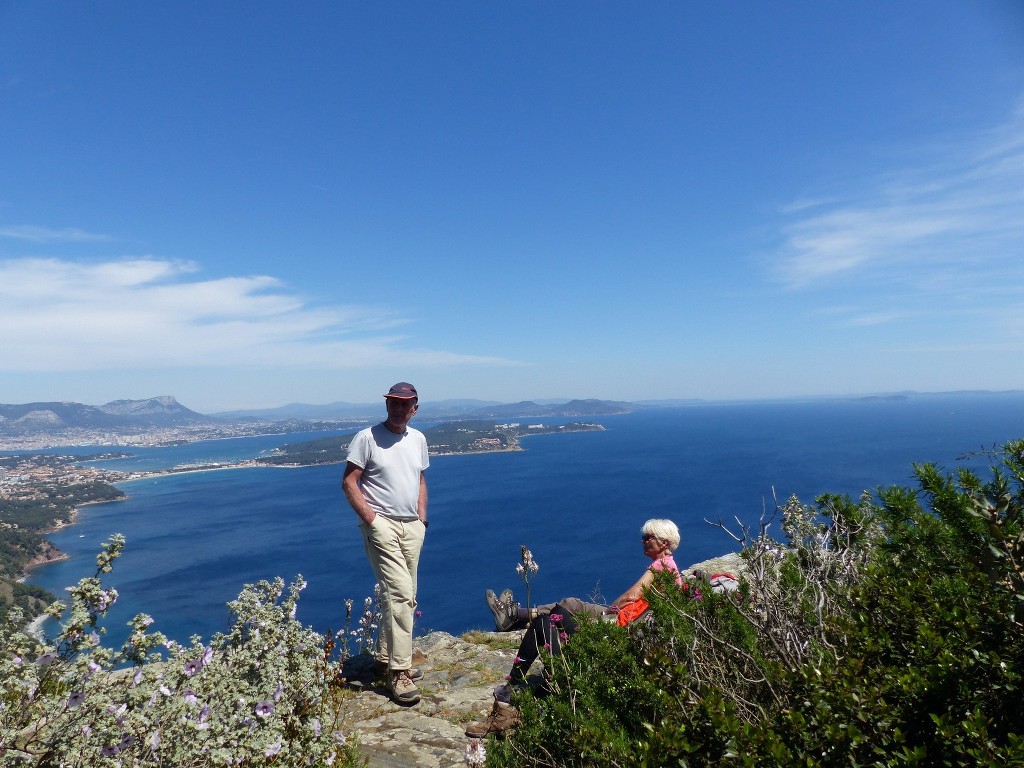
[340,554,744,767]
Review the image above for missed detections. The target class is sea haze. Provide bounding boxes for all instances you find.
[26,394,1024,649]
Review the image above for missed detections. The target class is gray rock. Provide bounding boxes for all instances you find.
[341,554,744,767]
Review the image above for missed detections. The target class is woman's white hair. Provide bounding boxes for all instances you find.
[642,518,680,553]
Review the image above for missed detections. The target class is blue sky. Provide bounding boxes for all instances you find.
[2,2,1023,412]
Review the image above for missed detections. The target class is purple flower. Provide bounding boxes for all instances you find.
[255,700,275,718]
[198,704,211,723]
[132,667,143,685]
[67,691,85,708]
[202,646,214,666]
[311,718,322,736]
[183,659,203,677]
[273,681,284,702]
[265,739,282,757]
[100,745,119,757]
[415,610,423,619]
[182,690,198,704]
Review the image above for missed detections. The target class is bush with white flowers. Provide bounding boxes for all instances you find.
[0,535,363,767]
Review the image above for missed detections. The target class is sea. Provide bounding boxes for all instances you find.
[22,393,1024,650]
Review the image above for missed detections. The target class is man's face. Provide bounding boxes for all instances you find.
[384,396,418,431]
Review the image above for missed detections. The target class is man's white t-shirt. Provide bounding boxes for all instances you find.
[346,423,429,521]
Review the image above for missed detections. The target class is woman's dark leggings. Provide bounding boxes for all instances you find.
[509,601,581,683]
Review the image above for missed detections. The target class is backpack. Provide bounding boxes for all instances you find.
[709,573,740,594]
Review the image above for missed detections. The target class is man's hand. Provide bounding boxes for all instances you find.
[342,462,376,525]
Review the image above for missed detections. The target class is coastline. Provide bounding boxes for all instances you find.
[25,612,49,641]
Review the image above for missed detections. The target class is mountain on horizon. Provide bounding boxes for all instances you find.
[214,397,638,421]
[213,398,506,421]
[0,396,212,435]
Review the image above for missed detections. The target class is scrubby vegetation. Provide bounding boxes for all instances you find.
[487,440,1024,767]
[0,535,365,767]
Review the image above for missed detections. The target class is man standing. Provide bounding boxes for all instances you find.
[343,382,429,705]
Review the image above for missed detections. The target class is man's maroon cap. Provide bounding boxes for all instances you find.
[384,382,418,399]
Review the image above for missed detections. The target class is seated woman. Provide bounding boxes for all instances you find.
[485,518,683,704]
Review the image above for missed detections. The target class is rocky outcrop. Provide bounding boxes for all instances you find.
[340,631,517,768]
[341,553,745,768]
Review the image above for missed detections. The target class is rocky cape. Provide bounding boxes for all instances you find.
[341,553,743,768]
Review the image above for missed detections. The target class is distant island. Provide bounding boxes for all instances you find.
[258,419,605,466]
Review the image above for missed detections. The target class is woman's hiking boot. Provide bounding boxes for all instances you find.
[485,588,519,631]
[465,701,520,738]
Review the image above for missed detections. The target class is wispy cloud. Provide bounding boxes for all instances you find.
[0,225,114,243]
[0,257,516,372]
[773,106,1024,301]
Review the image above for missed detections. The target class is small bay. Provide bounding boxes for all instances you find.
[26,394,1024,649]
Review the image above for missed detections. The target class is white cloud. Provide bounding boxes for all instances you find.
[0,257,516,372]
[774,106,1024,295]
[0,225,113,243]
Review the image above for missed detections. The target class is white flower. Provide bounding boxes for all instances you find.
[465,741,487,765]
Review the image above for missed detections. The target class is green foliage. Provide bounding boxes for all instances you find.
[486,440,1024,768]
[0,482,125,531]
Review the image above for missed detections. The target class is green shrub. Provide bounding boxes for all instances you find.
[488,440,1024,767]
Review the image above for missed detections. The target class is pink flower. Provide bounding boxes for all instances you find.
[559,631,569,642]
[549,613,563,623]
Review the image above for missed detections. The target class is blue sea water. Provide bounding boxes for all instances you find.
[24,394,1024,650]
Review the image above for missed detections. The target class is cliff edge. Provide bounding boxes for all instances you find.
[343,553,744,768]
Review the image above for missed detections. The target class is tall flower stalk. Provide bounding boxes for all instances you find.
[516,545,540,616]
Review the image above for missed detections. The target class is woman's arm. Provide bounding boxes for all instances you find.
[611,569,655,608]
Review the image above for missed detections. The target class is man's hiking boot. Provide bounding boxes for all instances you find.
[374,660,422,680]
[486,588,519,632]
[465,701,520,738]
[388,670,421,705]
